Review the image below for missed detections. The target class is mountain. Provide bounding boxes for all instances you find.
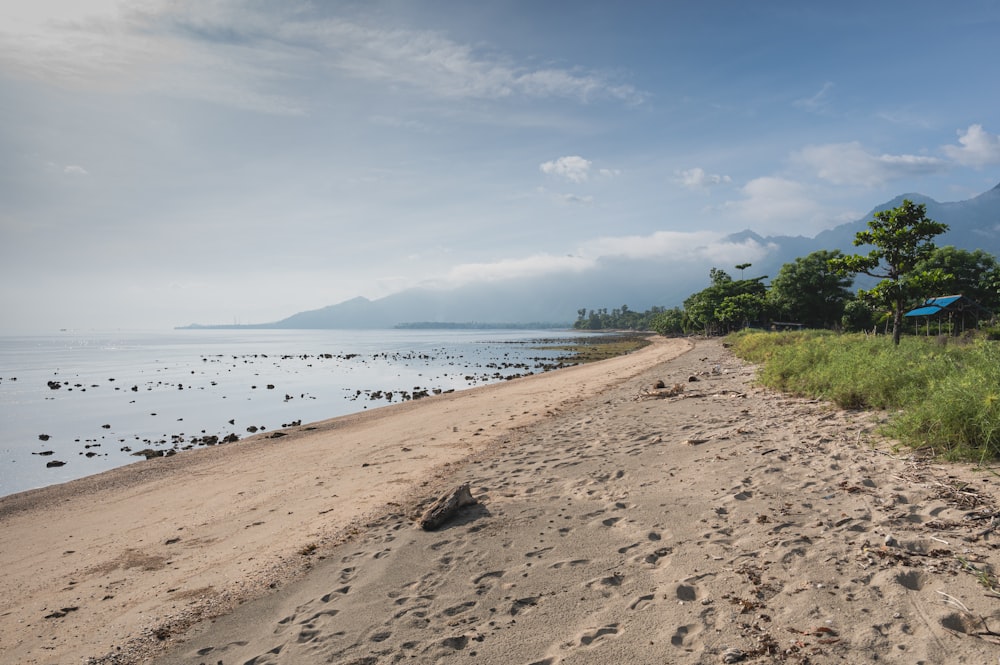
[743,182,1000,287]
[181,182,1000,329]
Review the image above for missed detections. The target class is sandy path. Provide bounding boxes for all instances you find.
[152,338,1000,665]
[0,336,690,665]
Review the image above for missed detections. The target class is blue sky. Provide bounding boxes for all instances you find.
[2,0,999,331]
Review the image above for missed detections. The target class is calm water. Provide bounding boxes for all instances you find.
[0,329,581,497]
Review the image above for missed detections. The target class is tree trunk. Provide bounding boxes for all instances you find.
[892,297,903,345]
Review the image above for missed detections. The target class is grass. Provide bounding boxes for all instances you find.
[536,334,651,364]
[728,329,1000,462]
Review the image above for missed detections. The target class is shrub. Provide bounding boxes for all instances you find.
[729,331,1000,461]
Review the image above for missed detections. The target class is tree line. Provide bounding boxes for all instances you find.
[575,201,1000,343]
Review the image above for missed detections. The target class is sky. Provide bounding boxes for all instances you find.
[2,0,999,332]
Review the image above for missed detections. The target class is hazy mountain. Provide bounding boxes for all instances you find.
[181,182,1000,329]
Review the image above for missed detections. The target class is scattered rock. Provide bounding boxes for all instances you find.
[721,648,745,663]
[45,460,66,468]
[419,483,479,531]
[43,606,79,619]
[132,449,164,460]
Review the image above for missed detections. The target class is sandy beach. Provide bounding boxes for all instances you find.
[4,337,1000,664]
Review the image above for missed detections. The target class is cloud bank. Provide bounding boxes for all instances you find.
[793,142,947,186]
[943,124,1000,168]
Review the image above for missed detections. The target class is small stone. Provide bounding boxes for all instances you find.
[721,647,745,663]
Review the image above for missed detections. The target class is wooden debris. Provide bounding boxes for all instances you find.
[419,483,478,531]
[637,383,685,400]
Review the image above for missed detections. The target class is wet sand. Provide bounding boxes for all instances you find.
[4,337,1000,664]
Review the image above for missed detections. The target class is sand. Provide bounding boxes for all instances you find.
[4,337,1000,664]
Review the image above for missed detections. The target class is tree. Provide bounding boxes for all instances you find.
[913,246,1000,312]
[841,299,877,333]
[830,200,949,345]
[649,307,687,336]
[684,268,767,335]
[715,292,766,330]
[768,250,854,328]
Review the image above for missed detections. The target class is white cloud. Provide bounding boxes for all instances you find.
[291,18,644,104]
[540,155,592,183]
[0,2,644,112]
[444,253,594,284]
[677,167,732,189]
[437,229,777,289]
[794,81,834,112]
[793,142,946,186]
[557,193,594,206]
[581,231,772,263]
[63,165,88,175]
[720,176,826,234]
[942,124,1000,168]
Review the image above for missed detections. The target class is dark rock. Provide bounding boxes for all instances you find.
[46,460,66,468]
[419,483,479,530]
[132,449,164,459]
[38,434,51,441]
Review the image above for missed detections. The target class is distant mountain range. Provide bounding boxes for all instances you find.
[180,182,1000,329]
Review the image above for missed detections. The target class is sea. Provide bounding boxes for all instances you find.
[0,328,588,498]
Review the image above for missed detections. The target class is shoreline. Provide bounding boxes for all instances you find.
[1,328,627,499]
[0,335,691,664]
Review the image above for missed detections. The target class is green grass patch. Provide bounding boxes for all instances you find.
[537,334,650,364]
[728,330,1000,462]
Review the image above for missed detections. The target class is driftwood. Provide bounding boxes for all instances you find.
[419,483,478,530]
[637,382,685,400]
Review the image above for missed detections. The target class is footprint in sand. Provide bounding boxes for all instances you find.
[669,623,703,649]
[895,570,928,591]
[584,572,624,592]
[549,559,589,569]
[575,623,620,647]
[629,593,655,611]
[672,573,715,603]
[640,546,673,566]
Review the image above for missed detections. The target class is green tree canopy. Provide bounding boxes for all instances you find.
[684,268,767,335]
[648,307,687,336]
[913,246,1000,312]
[768,249,854,328]
[829,200,949,344]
